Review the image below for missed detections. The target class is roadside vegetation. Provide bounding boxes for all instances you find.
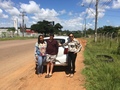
[0,36,36,41]
[82,37,120,90]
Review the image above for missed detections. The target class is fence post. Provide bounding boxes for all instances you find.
[110,32,114,48]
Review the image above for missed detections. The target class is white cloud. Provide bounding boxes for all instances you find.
[0,0,13,9]
[0,0,19,18]
[80,0,108,20]
[5,7,20,15]
[98,8,105,18]
[20,1,40,13]
[31,8,58,21]
[0,9,2,13]
[59,10,66,15]
[82,0,96,4]
[112,0,120,9]
[19,1,59,27]
[86,8,95,19]
[0,9,8,18]
[41,8,58,17]
[61,17,83,30]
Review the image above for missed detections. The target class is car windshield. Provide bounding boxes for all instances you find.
[55,39,65,44]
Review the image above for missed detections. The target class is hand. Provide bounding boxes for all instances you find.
[58,43,62,46]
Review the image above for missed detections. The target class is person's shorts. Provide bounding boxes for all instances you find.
[46,54,57,63]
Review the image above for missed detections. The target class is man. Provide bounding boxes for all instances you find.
[45,33,59,78]
[64,33,82,77]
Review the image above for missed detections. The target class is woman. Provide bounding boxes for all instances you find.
[34,34,47,77]
[63,33,82,77]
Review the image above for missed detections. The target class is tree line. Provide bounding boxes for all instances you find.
[31,20,120,38]
[6,20,120,38]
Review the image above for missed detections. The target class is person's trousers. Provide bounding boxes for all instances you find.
[67,52,77,74]
[37,56,46,74]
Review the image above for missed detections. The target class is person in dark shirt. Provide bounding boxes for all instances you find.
[45,33,58,78]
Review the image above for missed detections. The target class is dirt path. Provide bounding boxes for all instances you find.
[0,38,86,90]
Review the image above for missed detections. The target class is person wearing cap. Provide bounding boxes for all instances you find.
[63,33,82,78]
[45,33,59,78]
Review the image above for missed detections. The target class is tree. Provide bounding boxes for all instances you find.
[86,28,94,35]
[31,20,50,34]
[103,26,114,33]
[31,20,63,36]
[54,23,63,34]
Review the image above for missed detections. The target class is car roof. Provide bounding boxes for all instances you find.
[44,36,69,42]
[44,36,69,39]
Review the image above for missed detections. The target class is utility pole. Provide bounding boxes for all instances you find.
[84,17,86,38]
[94,0,98,42]
[20,12,26,37]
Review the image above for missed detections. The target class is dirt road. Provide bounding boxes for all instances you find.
[0,38,86,90]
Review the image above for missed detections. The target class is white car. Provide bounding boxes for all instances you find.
[44,36,69,66]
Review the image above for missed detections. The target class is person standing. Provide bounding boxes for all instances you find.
[35,34,47,77]
[45,33,59,78]
[64,33,82,77]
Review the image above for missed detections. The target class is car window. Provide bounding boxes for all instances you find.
[55,39,65,44]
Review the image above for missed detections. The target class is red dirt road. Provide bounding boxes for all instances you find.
[0,38,86,90]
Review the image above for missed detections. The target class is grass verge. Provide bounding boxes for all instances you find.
[82,38,120,90]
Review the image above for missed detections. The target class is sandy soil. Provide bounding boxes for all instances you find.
[0,38,86,90]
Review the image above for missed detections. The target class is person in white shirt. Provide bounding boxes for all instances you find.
[35,35,47,77]
[63,33,82,77]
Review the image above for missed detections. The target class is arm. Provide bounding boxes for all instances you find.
[34,43,40,61]
[62,41,69,48]
[75,39,82,53]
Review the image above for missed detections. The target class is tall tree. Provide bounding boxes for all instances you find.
[54,23,63,34]
[31,20,63,36]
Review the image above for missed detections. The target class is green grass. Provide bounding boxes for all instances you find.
[0,36,37,41]
[82,38,120,90]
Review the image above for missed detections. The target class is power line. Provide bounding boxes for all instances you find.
[81,0,95,37]
[99,0,112,9]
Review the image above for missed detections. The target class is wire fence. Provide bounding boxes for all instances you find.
[97,32,119,43]
[96,32,120,54]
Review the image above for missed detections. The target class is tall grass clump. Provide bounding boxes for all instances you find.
[82,38,120,90]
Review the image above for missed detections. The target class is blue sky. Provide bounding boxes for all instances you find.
[0,0,120,31]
